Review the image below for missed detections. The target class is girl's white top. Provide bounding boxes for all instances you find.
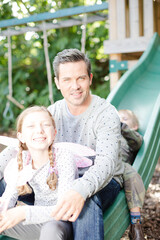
[2,145,87,225]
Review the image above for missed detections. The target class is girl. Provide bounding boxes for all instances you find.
[0,106,94,240]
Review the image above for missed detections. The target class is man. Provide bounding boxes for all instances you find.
[0,49,145,240]
[48,49,124,240]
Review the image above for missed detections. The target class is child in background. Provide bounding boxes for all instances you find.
[119,109,145,240]
[0,106,77,240]
[119,109,143,165]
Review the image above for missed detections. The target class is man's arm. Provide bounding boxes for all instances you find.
[69,104,122,199]
[52,104,123,221]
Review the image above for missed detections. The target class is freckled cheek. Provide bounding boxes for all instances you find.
[50,130,56,139]
[22,132,30,140]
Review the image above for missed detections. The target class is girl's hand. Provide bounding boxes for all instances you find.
[0,206,26,233]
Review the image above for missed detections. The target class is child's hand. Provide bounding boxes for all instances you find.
[0,206,26,233]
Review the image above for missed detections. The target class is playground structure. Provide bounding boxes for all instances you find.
[0,34,160,240]
[0,1,160,239]
[0,2,108,121]
[105,0,160,90]
[104,32,160,239]
[1,32,159,240]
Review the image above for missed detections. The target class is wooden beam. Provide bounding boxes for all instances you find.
[108,0,120,91]
[116,0,126,39]
[157,2,160,36]
[0,3,108,29]
[127,60,138,69]
[139,0,144,36]
[125,0,130,37]
[109,53,122,90]
[0,14,108,37]
[104,36,151,54]
[129,0,139,37]
[143,0,154,37]
[108,0,117,40]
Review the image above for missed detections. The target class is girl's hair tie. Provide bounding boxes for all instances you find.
[49,166,56,174]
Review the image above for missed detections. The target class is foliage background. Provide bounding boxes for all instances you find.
[0,0,109,131]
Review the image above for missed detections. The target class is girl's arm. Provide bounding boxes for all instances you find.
[0,146,18,179]
[0,206,25,233]
[22,205,55,225]
[1,184,18,209]
[2,158,19,209]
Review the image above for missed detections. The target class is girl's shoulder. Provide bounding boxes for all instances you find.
[4,151,33,187]
[4,157,18,185]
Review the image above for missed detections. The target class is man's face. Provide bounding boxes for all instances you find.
[55,61,93,111]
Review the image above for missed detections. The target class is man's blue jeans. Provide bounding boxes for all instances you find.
[0,178,6,197]
[72,179,121,240]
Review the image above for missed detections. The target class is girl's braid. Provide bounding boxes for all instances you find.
[17,142,23,172]
[47,144,58,190]
[17,141,32,196]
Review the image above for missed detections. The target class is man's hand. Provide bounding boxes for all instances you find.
[51,190,85,222]
[0,206,25,233]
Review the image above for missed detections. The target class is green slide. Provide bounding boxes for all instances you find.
[0,238,16,240]
[104,32,160,239]
[0,33,159,240]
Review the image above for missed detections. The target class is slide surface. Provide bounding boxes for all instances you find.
[104,33,160,239]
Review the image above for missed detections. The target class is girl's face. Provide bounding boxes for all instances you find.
[17,111,56,152]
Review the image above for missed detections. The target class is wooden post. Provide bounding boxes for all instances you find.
[129,0,139,37]
[109,53,122,90]
[42,21,54,105]
[139,0,144,36]
[117,0,126,40]
[143,0,154,37]
[108,0,117,40]
[108,0,122,90]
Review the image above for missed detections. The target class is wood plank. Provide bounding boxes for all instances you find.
[0,14,107,36]
[157,2,160,36]
[139,0,143,36]
[108,0,117,40]
[143,0,154,37]
[129,0,139,37]
[109,53,122,90]
[104,37,151,54]
[125,0,130,37]
[127,60,138,69]
[116,0,126,39]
